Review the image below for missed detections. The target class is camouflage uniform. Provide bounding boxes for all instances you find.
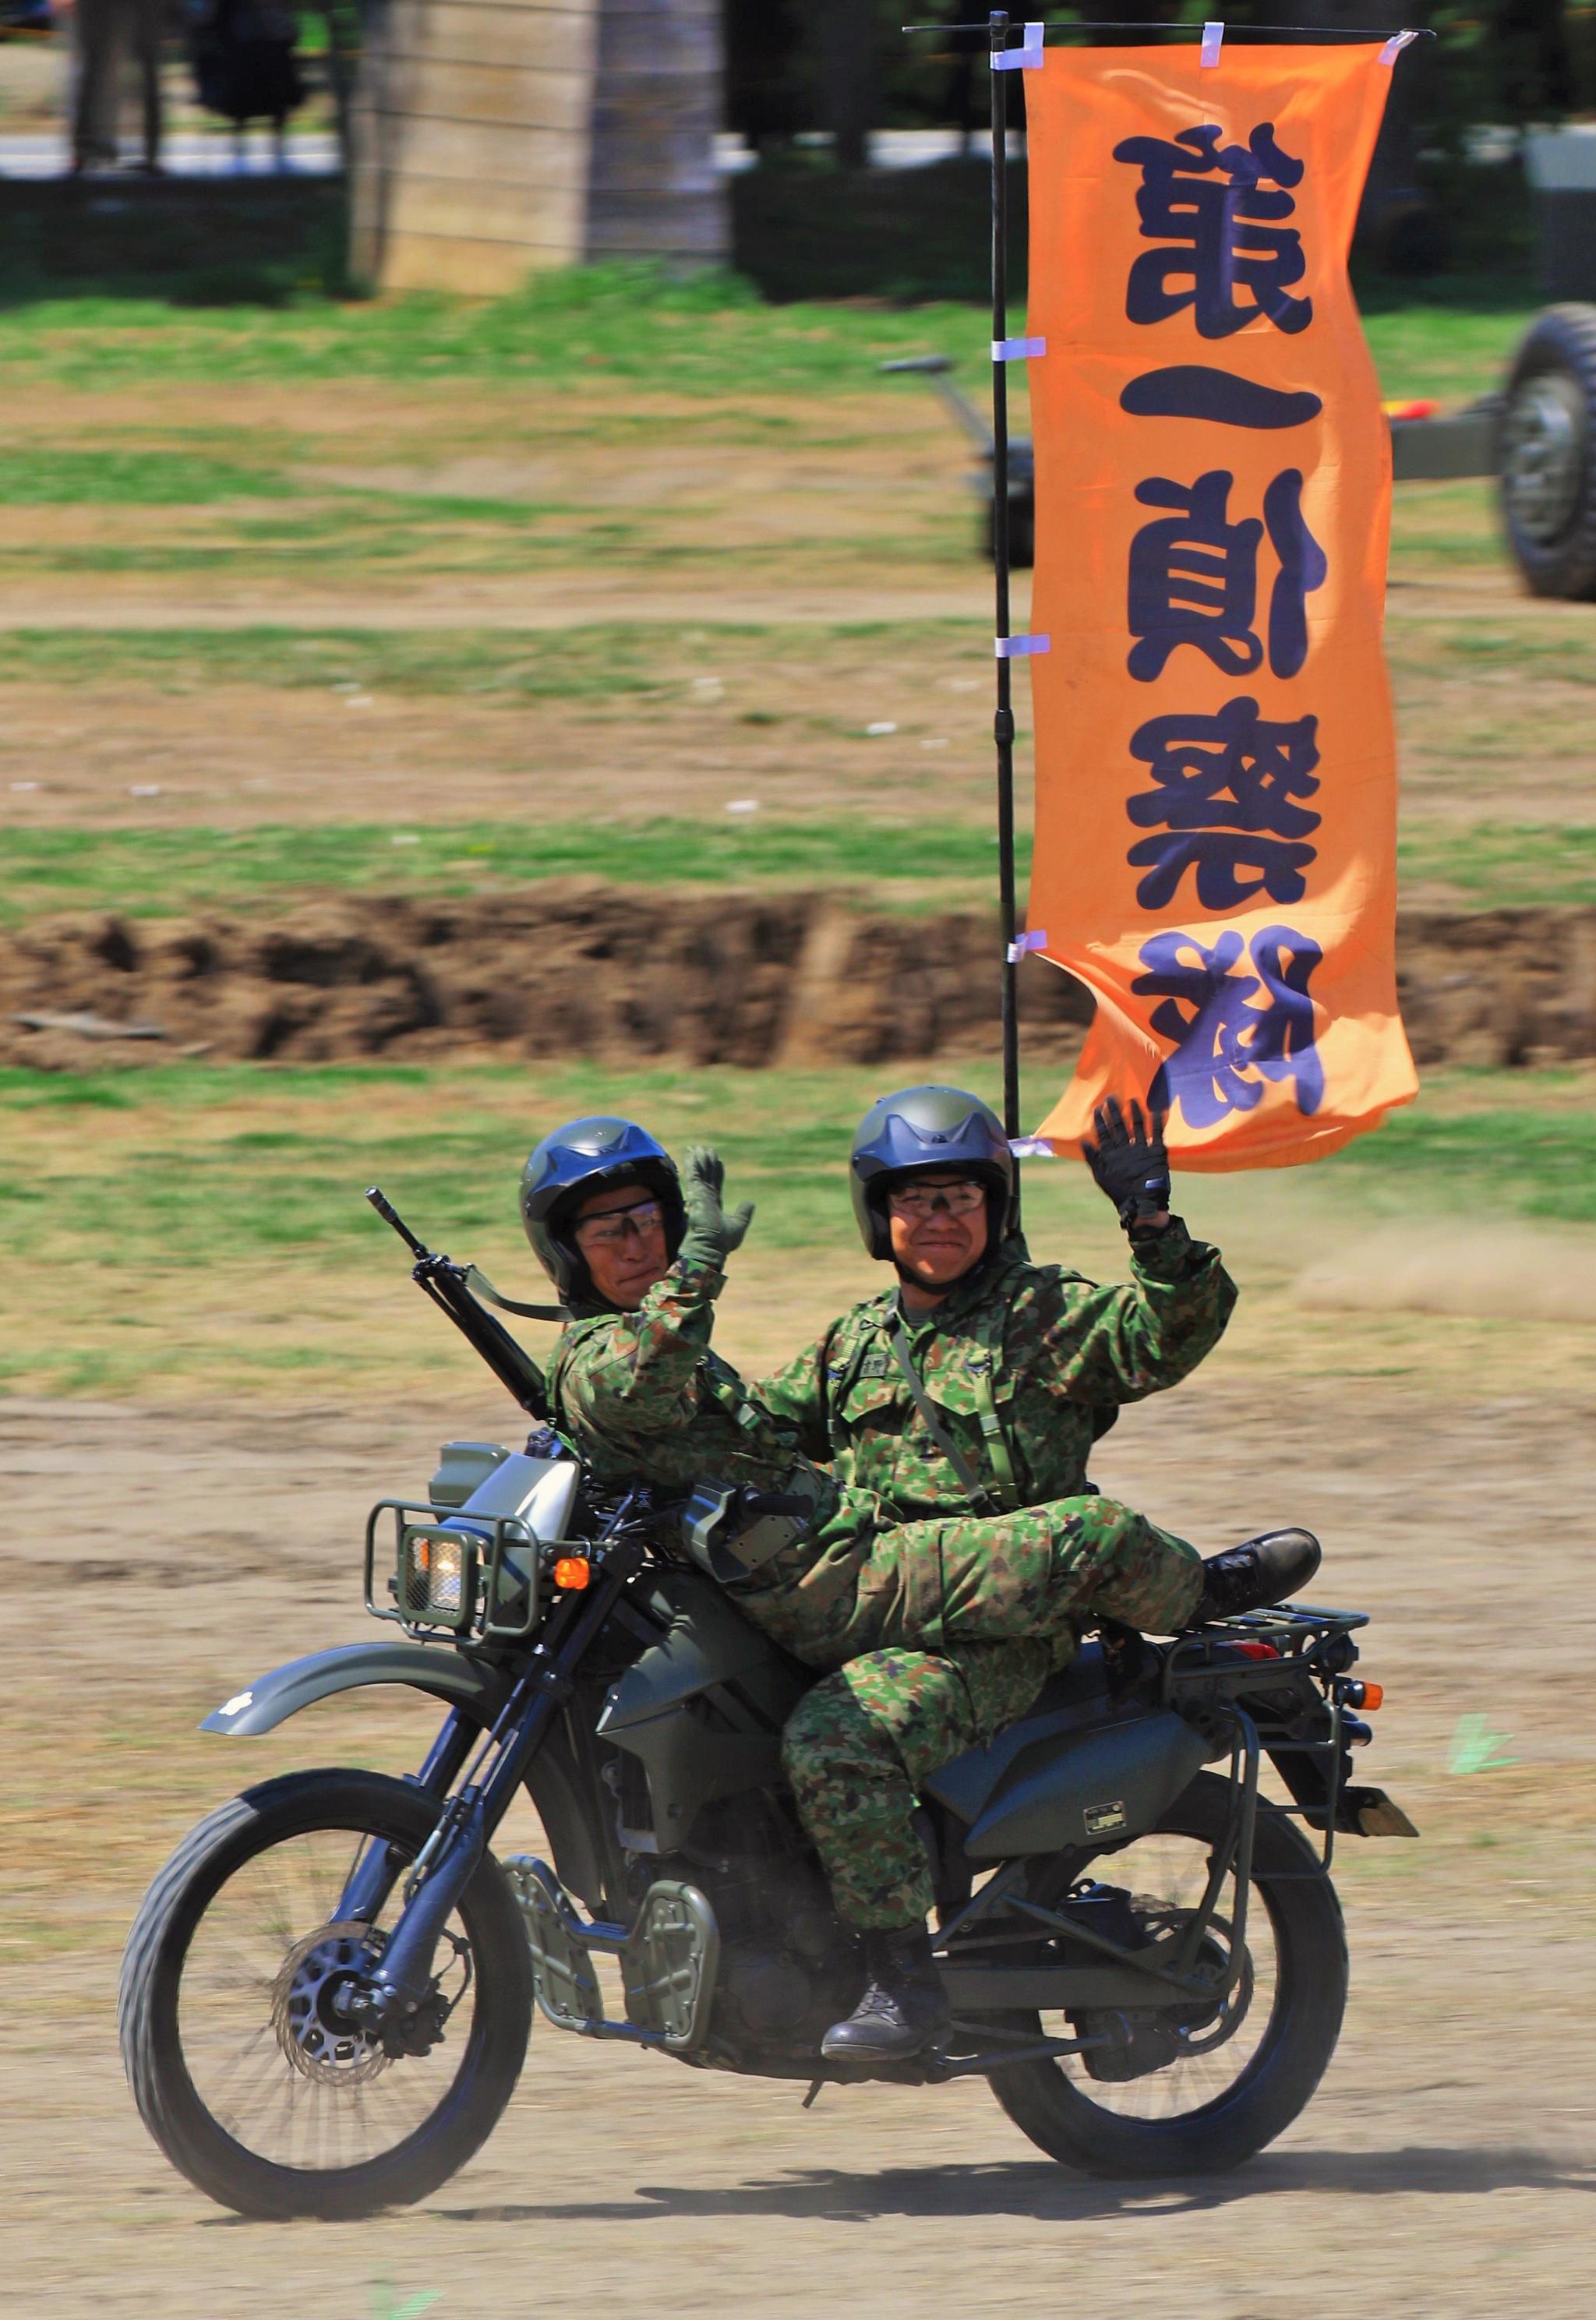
[749,1220,1235,1925]
[549,1220,1236,1927]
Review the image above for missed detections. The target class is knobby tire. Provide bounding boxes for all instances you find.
[119,1767,531,2220]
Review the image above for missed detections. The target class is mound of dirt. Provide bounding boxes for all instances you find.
[1,887,1592,1073]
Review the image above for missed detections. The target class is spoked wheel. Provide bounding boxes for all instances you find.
[983,1771,1347,2177]
[120,1768,531,2219]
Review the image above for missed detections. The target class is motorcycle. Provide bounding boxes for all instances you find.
[120,1190,1418,2220]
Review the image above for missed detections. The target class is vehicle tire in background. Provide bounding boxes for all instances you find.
[1498,304,1596,599]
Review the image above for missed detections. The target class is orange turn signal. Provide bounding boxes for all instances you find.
[1359,1682,1384,1711]
[553,1555,591,1591]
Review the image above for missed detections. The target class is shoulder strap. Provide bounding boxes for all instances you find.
[888,1311,1003,1516]
[966,1351,1022,1512]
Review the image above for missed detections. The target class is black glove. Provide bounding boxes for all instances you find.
[1082,1095,1171,1230]
[679,1145,755,1272]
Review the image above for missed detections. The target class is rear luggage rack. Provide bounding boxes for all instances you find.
[1163,1605,1376,1868]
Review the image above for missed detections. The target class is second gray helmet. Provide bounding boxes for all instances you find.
[520,1115,684,1302]
[849,1085,1017,1260]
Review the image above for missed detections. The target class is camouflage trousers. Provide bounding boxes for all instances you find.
[777,1493,1202,1930]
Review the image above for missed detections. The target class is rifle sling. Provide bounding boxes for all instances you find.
[461,1264,570,1324]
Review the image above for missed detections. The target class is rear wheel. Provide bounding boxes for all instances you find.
[983,1771,1346,2177]
[120,1768,531,2219]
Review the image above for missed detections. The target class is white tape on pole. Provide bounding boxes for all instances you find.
[992,20,1044,72]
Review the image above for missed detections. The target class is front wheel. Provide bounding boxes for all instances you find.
[119,1768,531,2219]
[985,1770,1347,2177]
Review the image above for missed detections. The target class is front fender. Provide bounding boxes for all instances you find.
[200,1640,607,1910]
[201,1640,514,1737]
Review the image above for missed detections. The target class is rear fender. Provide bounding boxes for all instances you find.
[202,1640,606,1909]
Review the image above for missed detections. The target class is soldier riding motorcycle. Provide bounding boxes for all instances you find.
[119,1110,1415,2222]
[538,1095,1319,2066]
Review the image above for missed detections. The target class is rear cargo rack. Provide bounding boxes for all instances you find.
[1163,1605,1372,1869]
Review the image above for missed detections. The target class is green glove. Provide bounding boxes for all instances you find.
[679,1145,755,1272]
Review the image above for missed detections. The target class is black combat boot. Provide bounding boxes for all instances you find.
[1188,1527,1322,1625]
[819,1926,952,2063]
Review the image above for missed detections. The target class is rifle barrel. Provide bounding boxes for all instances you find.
[365,1185,427,1255]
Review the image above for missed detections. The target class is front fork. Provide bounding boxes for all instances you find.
[337,1536,640,2039]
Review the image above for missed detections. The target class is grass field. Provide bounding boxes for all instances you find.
[2,1054,1591,1401]
[0,268,1592,1407]
[0,284,1587,912]
[0,263,1540,397]
[3,815,1596,924]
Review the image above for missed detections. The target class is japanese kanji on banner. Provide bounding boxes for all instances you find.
[1022,41,1418,1168]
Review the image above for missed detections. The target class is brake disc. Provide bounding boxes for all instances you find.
[271,1921,392,2085]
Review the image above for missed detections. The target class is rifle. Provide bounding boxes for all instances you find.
[365,1186,566,1421]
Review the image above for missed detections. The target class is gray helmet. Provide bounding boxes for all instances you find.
[520,1115,684,1302]
[849,1084,1017,1260]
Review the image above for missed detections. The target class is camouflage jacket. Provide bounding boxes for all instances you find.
[749,1220,1237,1525]
[548,1259,799,1494]
[547,1262,887,1657]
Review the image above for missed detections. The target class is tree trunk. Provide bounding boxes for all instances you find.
[814,0,879,171]
[585,0,728,265]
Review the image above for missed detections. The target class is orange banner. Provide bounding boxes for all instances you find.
[1022,43,1417,1167]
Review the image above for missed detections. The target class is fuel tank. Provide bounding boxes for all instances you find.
[595,1571,811,1843]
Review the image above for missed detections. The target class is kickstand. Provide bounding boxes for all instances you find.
[801,2078,824,2110]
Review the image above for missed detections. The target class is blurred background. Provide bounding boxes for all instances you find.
[0,0,1594,291]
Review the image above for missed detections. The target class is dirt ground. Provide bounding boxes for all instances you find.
[4,1362,1594,2320]
[4,886,1594,1076]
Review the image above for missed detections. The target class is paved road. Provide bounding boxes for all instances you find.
[0,127,340,176]
[0,125,998,182]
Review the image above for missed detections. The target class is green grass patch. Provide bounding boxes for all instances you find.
[0,816,1008,923]
[0,448,295,505]
[1358,288,1537,407]
[1325,1100,1596,1226]
[0,619,971,698]
[1396,622,1596,688]
[2,1058,1590,1400]
[0,1061,1591,1291]
[2,810,1590,925]
[1396,824,1596,908]
[0,258,1538,406]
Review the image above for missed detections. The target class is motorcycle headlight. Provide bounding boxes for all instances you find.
[398,1526,478,1631]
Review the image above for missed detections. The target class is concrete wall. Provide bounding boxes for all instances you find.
[350,0,726,295]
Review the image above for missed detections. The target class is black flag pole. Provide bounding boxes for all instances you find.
[987,8,1022,1151]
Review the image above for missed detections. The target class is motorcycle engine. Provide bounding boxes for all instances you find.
[656,1796,861,2062]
